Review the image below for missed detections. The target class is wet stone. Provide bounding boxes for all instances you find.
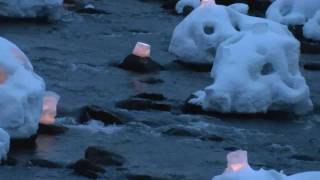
[78,105,123,125]
[71,159,106,179]
[85,146,125,166]
[174,60,212,72]
[116,99,172,112]
[138,77,164,84]
[163,126,201,137]
[38,124,68,135]
[119,54,164,73]
[10,135,37,152]
[29,158,64,168]
[134,93,167,101]
[201,134,225,142]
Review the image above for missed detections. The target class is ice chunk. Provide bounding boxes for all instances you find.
[0,37,45,138]
[40,91,60,125]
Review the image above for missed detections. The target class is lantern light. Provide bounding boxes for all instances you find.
[132,42,151,58]
[40,91,60,125]
[226,150,249,172]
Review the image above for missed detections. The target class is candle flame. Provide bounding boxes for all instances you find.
[226,150,249,172]
[132,42,151,58]
[40,91,60,125]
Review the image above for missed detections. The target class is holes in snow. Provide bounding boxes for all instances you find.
[182,5,194,16]
[204,25,215,35]
[261,63,275,75]
[280,5,292,16]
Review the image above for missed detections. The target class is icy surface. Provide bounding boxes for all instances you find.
[190,24,313,114]
[303,11,320,41]
[0,37,45,138]
[0,129,9,161]
[169,4,290,64]
[266,0,320,25]
[0,0,63,18]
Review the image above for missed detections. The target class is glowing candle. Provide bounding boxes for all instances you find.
[132,42,151,58]
[201,0,215,6]
[0,67,7,84]
[40,91,60,125]
[226,150,249,172]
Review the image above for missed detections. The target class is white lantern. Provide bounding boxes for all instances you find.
[40,91,60,125]
[132,42,151,58]
[226,150,249,172]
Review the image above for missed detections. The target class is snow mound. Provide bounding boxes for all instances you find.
[212,150,320,180]
[189,23,312,115]
[0,0,63,18]
[303,11,320,41]
[169,3,290,64]
[0,129,9,161]
[0,37,45,138]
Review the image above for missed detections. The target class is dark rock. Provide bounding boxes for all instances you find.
[289,154,319,162]
[127,174,168,180]
[119,54,164,73]
[116,99,172,112]
[289,25,320,54]
[1,156,18,166]
[85,146,125,166]
[78,105,123,125]
[38,124,68,135]
[201,134,224,142]
[161,0,179,10]
[134,93,166,101]
[224,147,239,151]
[76,7,110,15]
[139,77,164,84]
[71,159,106,179]
[174,60,212,72]
[29,158,64,168]
[163,127,201,137]
[10,135,37,152]
[303,63,320,71]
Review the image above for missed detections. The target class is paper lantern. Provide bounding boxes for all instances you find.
[40,91,60,125]
[132,42,151,58]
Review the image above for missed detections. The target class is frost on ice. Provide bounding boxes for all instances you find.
[212,150,320,180]
[0,37,45,139]
[0,0,63,18]
[189,23,313,114]
[0,129,9,161]
[266,0,320,40]
[169,3,290,64]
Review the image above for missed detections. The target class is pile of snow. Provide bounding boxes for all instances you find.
[169,3,290,64]
[0,129,9,161]
[0,37,45,139]
[0,0,63,18]
[212,150,320,180]
[189,23,312,114]
[266,0,320,40]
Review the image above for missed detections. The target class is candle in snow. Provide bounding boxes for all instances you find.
[40,91,60,125]
[132,42,151,58]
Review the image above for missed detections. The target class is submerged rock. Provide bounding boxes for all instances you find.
[71,159,106,179]
[85,146,125,166]
[29,158,64,168]
[119,54,164,73]
[37,124,68,135]
[78,105,123,125]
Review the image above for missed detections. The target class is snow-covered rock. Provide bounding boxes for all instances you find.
[169,3,291,64]
[303,11,320,41]
[0,37,45,139]
[0,129,9,161]
[0,0,63,18]
[189,23,312,114]
[266,0,320,25]
[212,150,320,180]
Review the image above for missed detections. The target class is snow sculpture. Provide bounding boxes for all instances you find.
[189,24,313,114]
[212,150,320,180]
[0,129,9,161]
[0,37,45,138]
[40,91,60,125]
[169,3,290,64]
[303,11,320,41]
[0,0,63,18]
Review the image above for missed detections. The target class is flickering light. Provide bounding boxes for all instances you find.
[40,91,60,125]
[201,0,215,6]
[132,42,151,58]
[0,67,7,84]
[226,150,249,172]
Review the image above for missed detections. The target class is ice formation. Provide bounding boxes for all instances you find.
[169,3,290,64]
[40,91,60,125]
[0,129,9,161]
[0,37,45,138]
[212,150,320,180]
[189,24,313,114]
[303,11,320,41]
[0,0,63,18]
[175,0,200,14]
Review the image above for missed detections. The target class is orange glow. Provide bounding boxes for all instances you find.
[40,91,60,125]
[11,47,33,71]
[0,67,7,84]
[132,42,151,58]
[226,150,249,172]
